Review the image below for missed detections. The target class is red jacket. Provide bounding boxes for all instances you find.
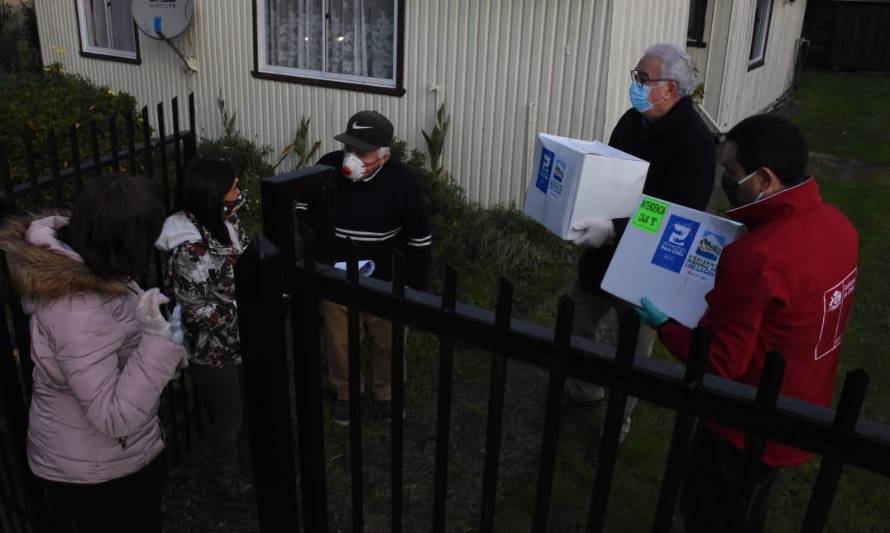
[659,178,859,467]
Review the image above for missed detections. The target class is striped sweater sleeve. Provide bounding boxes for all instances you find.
[403,176,432,290]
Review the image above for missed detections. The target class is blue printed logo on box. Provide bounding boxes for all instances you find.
[694,231,725,261]
[535,148,555,193]
[651,215,701,273]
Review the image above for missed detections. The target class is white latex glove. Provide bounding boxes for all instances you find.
[168,304,189,375]
[169,304,184,346]
[571,217,616,248]
[137,288,172,338]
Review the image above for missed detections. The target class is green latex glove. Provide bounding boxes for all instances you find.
[636,297,668,328]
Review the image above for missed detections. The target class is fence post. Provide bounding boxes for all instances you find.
[171,97,183,207]
[46,130,63,208]
[290,226,330,533]
[235,236,300,532]
[0,144,14,217]
[0,251,47,532]
[22,134,38,205]
[479,278,513,533]
[651,327,712,532]
[801,369,869,532]
[184,93,197,164]
[587,310,640,533]
[432,265,458,533]
[730,351,785,530]
[531,295,574,533]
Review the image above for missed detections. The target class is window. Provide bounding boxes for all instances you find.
[748,0,773,69]
[687,0,707,47]
[255,0,404,95]
[75,0,139,62]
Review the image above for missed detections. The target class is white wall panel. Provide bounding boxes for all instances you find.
[715,0,807,130]
[37,0,688,207]
[602,0,690,138]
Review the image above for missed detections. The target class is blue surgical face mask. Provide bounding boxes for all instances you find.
[629,83,652,113]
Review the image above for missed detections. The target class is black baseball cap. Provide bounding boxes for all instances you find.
[334,110,394,151]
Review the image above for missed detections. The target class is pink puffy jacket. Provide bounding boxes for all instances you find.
[0,216,186,484]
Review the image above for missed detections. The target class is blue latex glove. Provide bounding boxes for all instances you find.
[636,297,669,328]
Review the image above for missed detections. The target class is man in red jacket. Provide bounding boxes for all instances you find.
[637,115,859,533]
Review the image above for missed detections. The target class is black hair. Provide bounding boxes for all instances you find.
[726,114,809,187]
[65,174,166,281]
[180,158,236,245]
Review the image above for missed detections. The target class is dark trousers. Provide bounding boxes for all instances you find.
[189,363,244,478]
[681,425,779,533]
[42,455,164,533]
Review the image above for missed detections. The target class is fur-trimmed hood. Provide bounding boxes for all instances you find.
[0,214,128,303]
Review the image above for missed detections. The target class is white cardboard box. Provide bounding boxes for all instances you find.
[523,133,650,240]
[600,196,746,328]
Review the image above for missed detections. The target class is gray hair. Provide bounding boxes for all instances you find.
[643,43,696,96]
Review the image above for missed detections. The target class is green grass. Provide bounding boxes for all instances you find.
[794,71,890,165]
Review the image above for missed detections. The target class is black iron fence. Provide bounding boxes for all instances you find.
[0,94,203,533]
[235,167,890,533]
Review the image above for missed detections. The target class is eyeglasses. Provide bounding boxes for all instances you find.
[630,69,673,87]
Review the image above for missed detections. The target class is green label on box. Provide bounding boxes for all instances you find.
[631,198,668,233]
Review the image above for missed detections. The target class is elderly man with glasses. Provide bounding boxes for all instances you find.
[565,43,716,443]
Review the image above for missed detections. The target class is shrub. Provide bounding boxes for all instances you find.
[390,135,574,296]
[0,66,143,187]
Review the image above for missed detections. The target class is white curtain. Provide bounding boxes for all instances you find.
[109,0,136,52]
[87,0,109,48]
[266,0,394,80]
[86,0,135,52]
[267,0,324,70]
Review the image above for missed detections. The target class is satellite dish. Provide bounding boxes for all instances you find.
[132,0,194,40]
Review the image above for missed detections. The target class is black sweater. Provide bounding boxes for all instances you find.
[296,151,432,290]
[578,97,715,291]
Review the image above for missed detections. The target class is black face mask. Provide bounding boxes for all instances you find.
[721,172,740,208]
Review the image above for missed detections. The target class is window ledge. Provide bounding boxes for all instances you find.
[747,59,765,71]
[251,70,406,97]
[79,50,141,65]
[686,40,708,49]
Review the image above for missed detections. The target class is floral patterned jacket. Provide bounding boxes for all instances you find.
[156,212,249,367]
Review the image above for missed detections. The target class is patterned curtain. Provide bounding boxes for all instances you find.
[266,0,394,81]
[267,0,324,71]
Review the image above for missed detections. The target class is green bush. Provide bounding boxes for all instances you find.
[390,138,574,297]
[0,65,142,184]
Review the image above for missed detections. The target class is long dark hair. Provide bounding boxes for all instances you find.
[65,174,166,280]
[180,158,236,245]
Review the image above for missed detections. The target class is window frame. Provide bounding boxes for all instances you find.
[252,0,406,96]
[748,0,773,71]
[73,0,141,64]
[687,0,708,48]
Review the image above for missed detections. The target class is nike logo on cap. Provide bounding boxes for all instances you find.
[352,122,374,130]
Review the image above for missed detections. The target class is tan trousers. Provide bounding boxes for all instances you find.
[565,278,657,429]
[321,300,405,402]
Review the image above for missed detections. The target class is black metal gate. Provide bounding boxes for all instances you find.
[234,167,890,533]
[0,94,204,533]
